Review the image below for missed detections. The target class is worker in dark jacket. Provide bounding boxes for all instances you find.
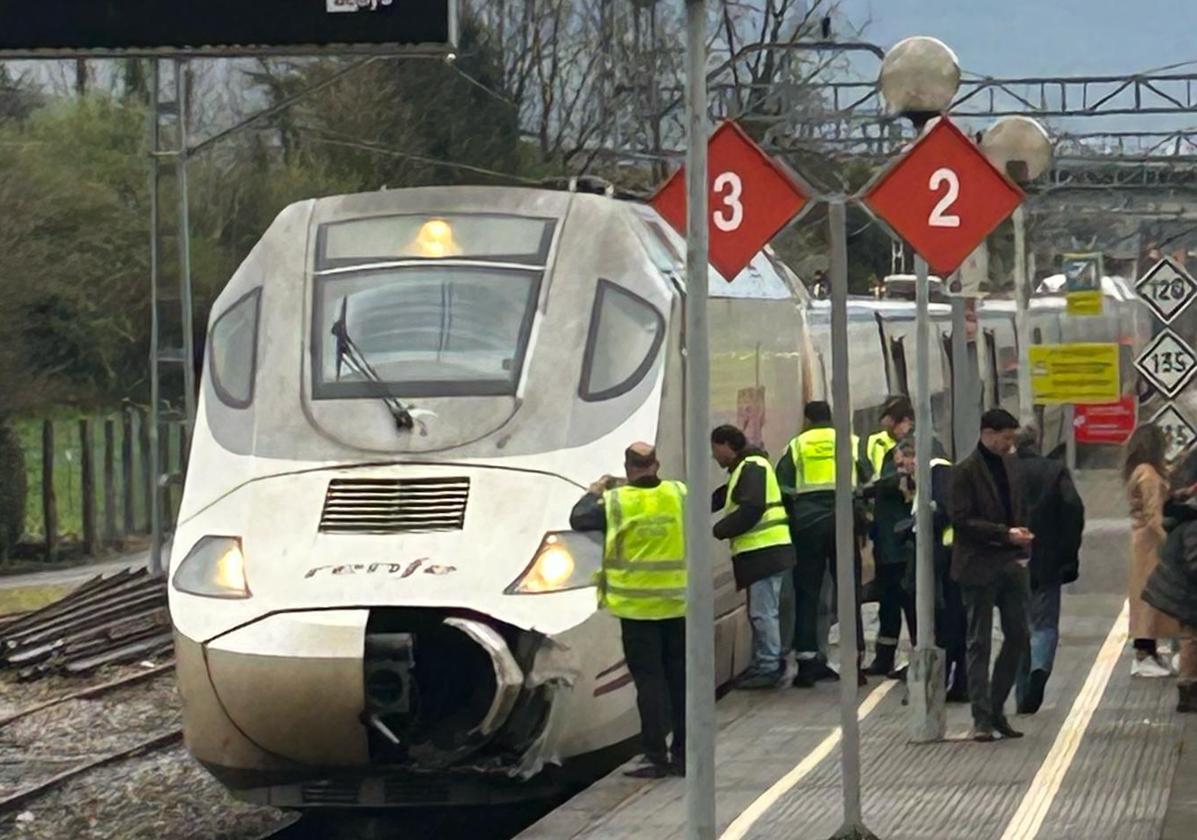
[711,425,794,689]
[776,400,866,687]
[893,436,967,698]
[1013,425,1085,715]
[863,400,916,677]
[1143,449,1197,713]
[950,409,1033,742]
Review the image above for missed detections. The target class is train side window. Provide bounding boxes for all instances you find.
[209,288,262,409]
[580,280,665,401]
[889,337,910,396]
[983,328,1000,407]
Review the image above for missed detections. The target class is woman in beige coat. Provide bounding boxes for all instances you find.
[1125,425,1182,677]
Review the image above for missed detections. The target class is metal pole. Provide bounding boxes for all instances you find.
[683,3,714,839]
[909,255,945,742]
[1065,404,1077,472]
[1012,206,1033,426]
[148,60,163,576]
[176,60,197,439]
[828,199,872,838]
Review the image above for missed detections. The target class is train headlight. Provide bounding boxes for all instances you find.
[505,532,602,595]
[172,536,251,599]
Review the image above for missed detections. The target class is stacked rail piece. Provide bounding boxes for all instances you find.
[0,569,170,679]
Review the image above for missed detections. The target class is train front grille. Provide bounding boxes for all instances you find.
[319,477,470,534]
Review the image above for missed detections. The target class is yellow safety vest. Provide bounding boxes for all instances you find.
[600,481,687,620]
[787,427,861,494]
[865,430,898,477]
[912,458,955,547]
[723,456,791,556]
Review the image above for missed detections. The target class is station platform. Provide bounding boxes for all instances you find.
[517,474,1196,840]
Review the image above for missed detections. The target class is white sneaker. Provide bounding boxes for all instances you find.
[1172,653,1182,674]
[1132,655,1173,678]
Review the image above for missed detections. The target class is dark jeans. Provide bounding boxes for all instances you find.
[875,561,917,649]
[620,617,686,766]
[961,563,1031,728]
[938,572,968,692]
[1016,584,1062,706]
[792,515,865,657]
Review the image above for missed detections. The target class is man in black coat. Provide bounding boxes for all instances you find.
[1012,425,1085,714]
[950,409,1033,742]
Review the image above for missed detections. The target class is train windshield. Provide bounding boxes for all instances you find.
[313,266,540,398]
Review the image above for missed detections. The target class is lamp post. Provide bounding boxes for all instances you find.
[980,117,1054,430]
[877,35,960,743]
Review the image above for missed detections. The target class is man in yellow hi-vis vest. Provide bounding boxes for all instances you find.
[711,425,795,689]
[569,442,686,779]
[777,400,866,687]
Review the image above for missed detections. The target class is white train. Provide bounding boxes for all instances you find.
[168,184,1148,809]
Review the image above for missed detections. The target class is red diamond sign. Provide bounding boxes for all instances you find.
[862,117,1025,277]
[651,120,810,282]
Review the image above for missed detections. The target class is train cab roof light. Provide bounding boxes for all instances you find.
[172,536,251,600]
[410,218,461,258]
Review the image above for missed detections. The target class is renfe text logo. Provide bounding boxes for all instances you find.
[327,0,395,13]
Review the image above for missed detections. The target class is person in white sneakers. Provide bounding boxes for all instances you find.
[1124,425,1181,678]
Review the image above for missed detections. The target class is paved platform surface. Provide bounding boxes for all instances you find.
[518,472,1195,840]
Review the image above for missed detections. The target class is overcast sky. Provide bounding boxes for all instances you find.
[840,0,1197,77]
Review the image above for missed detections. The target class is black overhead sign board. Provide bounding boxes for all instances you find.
[0,1,456,57]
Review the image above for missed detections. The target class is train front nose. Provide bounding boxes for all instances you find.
[199,607,565,777]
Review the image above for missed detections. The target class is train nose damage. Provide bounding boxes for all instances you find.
[360,611,573,778]
[192,608,580,806]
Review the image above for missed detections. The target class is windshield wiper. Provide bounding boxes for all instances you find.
[331,298,416,432]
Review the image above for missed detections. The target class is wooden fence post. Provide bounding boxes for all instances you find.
[80,419,99,558]
[121,411,135,535]
[138,408,152,533]
[42,420,58,561]
[158,420,171,527]
[104,418,117,544]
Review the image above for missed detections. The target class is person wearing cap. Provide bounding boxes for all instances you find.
[776,400,867,687]
[950,409,1033,743]
[570,442,687,778]
[711,425,795,689]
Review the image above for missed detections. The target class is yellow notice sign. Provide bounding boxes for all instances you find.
[1030,343,1120,404]
[1067,290,1104,317]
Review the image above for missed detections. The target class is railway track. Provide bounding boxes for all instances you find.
[0,728,183,816]
[0,659,181,818]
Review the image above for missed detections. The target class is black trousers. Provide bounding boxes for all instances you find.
[875,561,916,649]
[938,573,968,691]
[620,617,686,766]
[961,563,1031,728]
[792,515,865,656]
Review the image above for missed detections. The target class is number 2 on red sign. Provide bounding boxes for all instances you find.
[928,168,961,228]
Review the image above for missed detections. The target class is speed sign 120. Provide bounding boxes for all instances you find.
[862,117,1025,278]
[1135,328,1197,400]
[651,120,811,282]
[1135,256,1197,324]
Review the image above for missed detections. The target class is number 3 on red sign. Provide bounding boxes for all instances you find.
[713,171,744,232]
[929,167,961,228]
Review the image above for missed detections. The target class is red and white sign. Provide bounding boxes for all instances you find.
[1074,396,1137,445]
[651,120,810,282]
[862,117,1024,277]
